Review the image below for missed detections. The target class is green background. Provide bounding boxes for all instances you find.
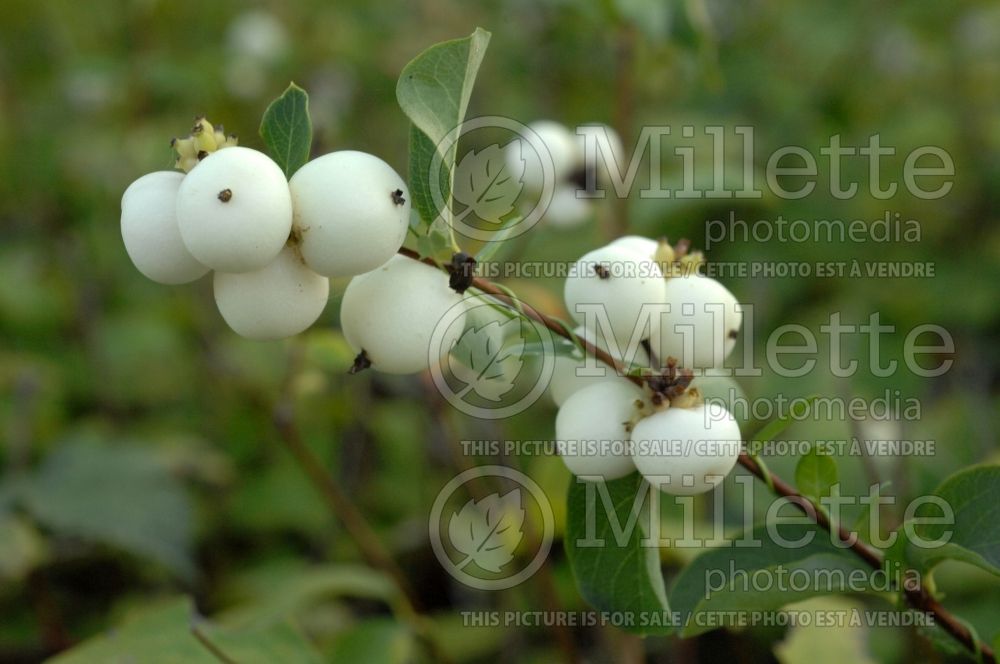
[0,0,998,662]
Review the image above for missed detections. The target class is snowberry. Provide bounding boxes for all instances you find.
[550,325,650,406]
[630,403,742,495]
[213,245,329,340]
[649,274,742,369]
[574,124,625,190]
[563,245,667,353]
[691,370,749,426]
[543,186,591,228]
[506,120,579,193]
[340,255,467,375]
[290,151,410,278]
[176,146,292,273]
[120,171,209,284]
[608,235,658,260]
[555,380,645,480]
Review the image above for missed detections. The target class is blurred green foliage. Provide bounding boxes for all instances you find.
[0,0,999,662]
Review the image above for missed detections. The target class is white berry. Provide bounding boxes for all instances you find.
[649,274,742,369]
[506,120,579,193]
[214,245,329,340]
[563,245,666,352]
[290,151,410,278]
[120,171,209,284]
[555,380,644,480]
[543,186,591,228]
[176,146,292,273]
[340,255,467,374]
[692,370,749,426]
[550,325,650,406]
[608,235,658,260]
[630,403,742,495]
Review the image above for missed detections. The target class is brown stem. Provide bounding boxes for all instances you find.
[609,23,636,241]
[274,346,454,664]
[191,623,237,664]
[272,404,420,607]
[397,248,996,663]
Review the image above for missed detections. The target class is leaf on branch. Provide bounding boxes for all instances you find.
[259,82,312,177]
[19,440,195,580]
[886,464,1000,578]
[47,596,323,664]
[565,473,672,635]
[795,446,838,501]
[448,490,525,573]
[397,28,491,228]
[750,394,820,445]
[669,522,872,637]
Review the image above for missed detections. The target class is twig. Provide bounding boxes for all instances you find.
[609,22,636,240]
[397,248,996,663]
[274,344,454,664]
[191,623,237,664]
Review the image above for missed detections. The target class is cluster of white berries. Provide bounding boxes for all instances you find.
[121,118,414,342]
[505,120,624,229]
[122,114,745,491]
[553,234,745,495]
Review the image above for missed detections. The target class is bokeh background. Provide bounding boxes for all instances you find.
[1,0,999,662]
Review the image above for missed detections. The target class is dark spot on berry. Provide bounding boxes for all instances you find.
[593,264,611,279]
[728,329,739,339]
[218,189,233,202]
[349,350,372,374]
[391,189,406,206]
[446,252,477,294]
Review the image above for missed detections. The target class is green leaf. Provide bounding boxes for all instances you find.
[670,522,872,637]
[397,28,491,227]
[887,465,1000,578]
[413,213,453,260]
[795,446,838,501]
[259,82,312,177]
[329,619,415,664]
[19,441,195,580]
[565,473,672,635]
[748,394,820,448]
[407,126,449,227]
[195,619,323,664]
[396,27,491,163]
[48,597,323,664]
[219,561,398,627]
